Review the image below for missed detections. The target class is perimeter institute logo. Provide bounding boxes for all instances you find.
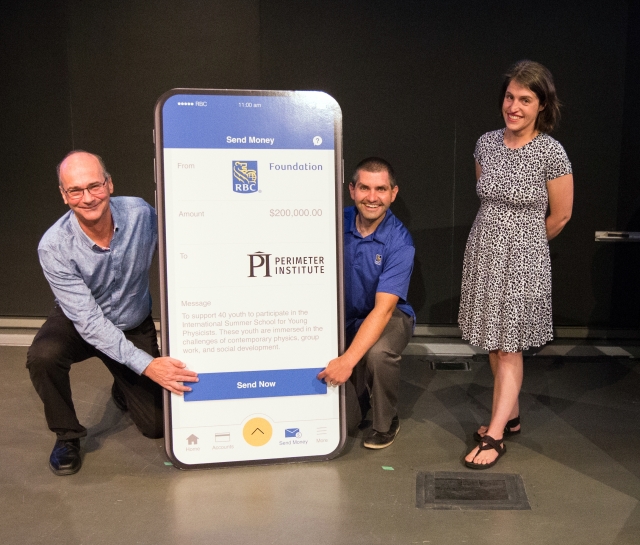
[233,161,258,193]
[248,252,326,277]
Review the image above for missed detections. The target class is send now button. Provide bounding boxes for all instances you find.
[184,368,327,402]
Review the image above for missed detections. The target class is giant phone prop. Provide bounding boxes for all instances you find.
[154,90,345,468]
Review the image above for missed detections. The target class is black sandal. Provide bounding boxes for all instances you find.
[473,416,520,442]
[465,435,506,470]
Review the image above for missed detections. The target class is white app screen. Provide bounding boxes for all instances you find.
[158,92,343,466]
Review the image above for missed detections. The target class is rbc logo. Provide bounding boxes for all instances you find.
[233,161,258,193]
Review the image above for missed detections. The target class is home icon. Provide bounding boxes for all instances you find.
[187,434,199,445]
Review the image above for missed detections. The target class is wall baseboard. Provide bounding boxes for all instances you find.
[410,325,640,340]
[1,317,638,340]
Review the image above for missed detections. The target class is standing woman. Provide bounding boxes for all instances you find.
[459,60,574,469]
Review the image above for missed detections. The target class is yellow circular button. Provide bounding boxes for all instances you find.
[242,417,273,447]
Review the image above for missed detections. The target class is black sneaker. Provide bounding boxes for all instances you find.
[363,416,400,449]
[111,382,128,412]
[49,438,82,476]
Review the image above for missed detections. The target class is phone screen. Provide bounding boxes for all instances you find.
[154,90,345,468]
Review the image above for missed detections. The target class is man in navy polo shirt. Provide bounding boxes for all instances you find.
[319,157,414,449]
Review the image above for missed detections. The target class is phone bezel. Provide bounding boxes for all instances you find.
[154,88,346,469]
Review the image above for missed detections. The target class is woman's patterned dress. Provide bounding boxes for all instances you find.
[458,129,572,352]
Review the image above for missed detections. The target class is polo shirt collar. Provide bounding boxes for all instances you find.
[350,208,395,244]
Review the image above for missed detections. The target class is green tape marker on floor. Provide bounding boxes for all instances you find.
[164,462,173,466]
[382,466,394,470]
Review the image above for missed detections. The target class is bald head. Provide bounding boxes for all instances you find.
[56,150,114,230]
[57,151,110,187]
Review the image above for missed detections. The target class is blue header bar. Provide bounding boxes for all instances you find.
[161,92,338,150]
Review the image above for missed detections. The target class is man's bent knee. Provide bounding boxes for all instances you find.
[26,337,70,377]
[364,344,402,372]
[139,421,164,439]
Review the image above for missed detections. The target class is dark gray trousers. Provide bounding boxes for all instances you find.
[345,308,413,434]
[26,305,163,441]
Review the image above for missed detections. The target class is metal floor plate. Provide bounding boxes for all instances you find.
[416,471,531,510]
[429,359,472,371]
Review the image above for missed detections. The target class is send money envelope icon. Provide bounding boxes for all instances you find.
[285,428,301,438]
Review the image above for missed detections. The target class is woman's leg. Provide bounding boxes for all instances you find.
[466,350,523,465]
[476,351,520,437]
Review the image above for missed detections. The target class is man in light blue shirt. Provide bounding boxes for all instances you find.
[27,150,198,476]
[319,158,414,449]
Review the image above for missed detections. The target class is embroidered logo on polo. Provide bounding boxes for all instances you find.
[233,161,258,193]
[375,254,382,266]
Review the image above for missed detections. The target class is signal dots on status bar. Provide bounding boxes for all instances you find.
[177,102,195,106]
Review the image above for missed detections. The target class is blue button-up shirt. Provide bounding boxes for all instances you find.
[344,206,415,337]
[38,197,157,374]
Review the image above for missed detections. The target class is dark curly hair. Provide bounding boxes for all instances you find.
[500,60,561,133]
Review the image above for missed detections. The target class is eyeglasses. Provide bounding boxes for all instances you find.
[61,177,109,201]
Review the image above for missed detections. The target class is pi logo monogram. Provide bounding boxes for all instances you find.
[248,252,272,277]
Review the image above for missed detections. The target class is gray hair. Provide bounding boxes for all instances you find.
[57,150,110,186]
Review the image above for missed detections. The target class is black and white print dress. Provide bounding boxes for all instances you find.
[458,129,572,352]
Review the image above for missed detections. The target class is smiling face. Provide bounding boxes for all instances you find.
[59,152,113,229]
[349,169,398,232]
[502,80,544,138]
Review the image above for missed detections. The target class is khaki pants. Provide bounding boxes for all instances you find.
[345,308,413,434]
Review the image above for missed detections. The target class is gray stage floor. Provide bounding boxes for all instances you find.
[2,344,640,544]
